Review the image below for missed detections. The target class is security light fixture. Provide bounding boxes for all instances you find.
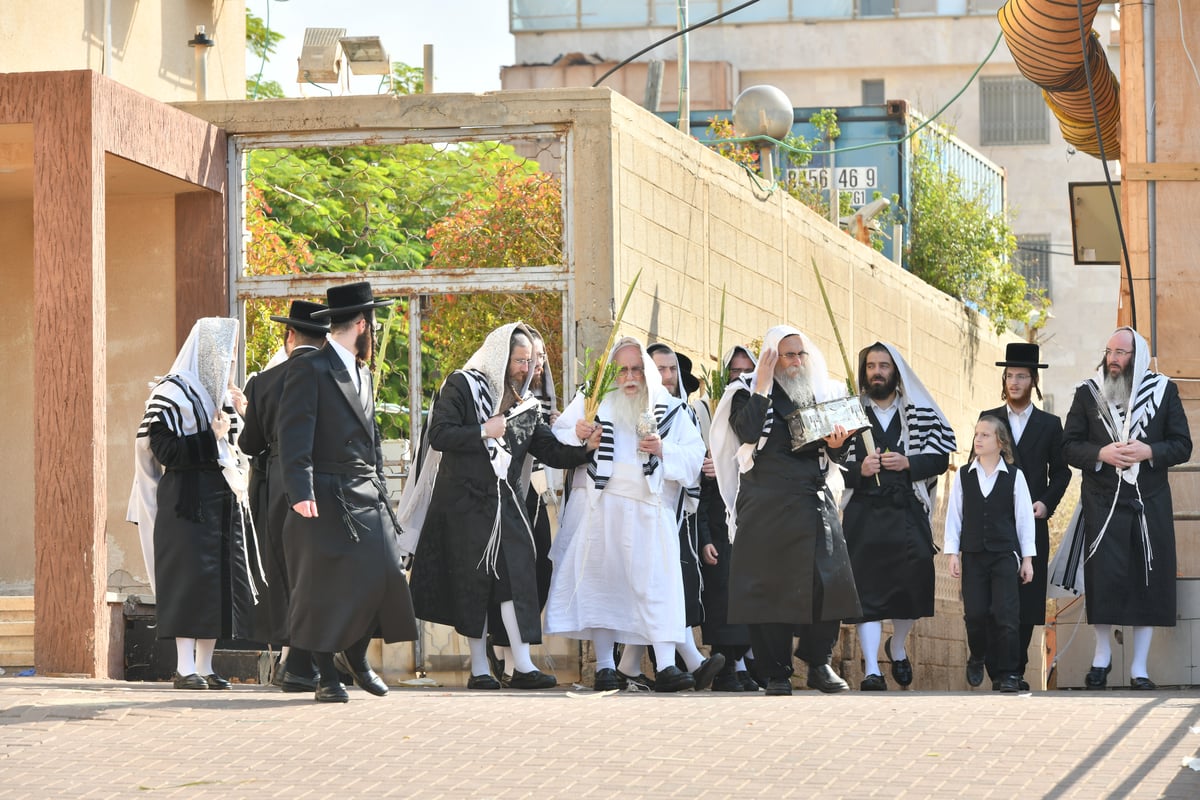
[340,35,390,76]
[297,27,346,84]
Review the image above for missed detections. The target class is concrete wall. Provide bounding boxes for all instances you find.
[509,12,1123,420]
[0,0,246,103]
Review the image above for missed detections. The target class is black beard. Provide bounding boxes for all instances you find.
[866,372,898,401]
[354,327,372,362]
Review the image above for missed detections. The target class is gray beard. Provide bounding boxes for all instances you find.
[1101,373,1132,408]
[610,384,649,432]
[775,366,815,408]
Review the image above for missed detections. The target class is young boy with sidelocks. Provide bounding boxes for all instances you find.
[944,416,1035,693]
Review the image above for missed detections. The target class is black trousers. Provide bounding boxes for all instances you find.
[747,621,840,679]
[961,551,1021,679]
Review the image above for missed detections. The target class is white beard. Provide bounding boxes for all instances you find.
[1101,372,1132,408]
[610,383,649,432]
[775,365,815,408]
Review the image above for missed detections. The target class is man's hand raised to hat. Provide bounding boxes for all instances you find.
[754,348,777,395]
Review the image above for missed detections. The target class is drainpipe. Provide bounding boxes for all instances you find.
[1143,4,1157,356]
[188,26,215,102]
[103,0,112,76]
[676,0,690,135]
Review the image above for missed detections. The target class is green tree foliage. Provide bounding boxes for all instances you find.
[246,9,285,99]
[422,161,565,387]
[904,136,1042,334]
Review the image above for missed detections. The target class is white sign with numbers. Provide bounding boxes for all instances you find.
[788,166,877,206]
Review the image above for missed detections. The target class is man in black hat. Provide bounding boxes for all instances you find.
[240,300,329,692]
[978,342,1072,690]
[277,281,419,702]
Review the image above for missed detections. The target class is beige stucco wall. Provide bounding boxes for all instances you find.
[104,195,178,591]
[0,0,246,103]
[0,201,35,592]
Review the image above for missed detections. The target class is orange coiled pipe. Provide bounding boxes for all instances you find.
[998,0,1120,159]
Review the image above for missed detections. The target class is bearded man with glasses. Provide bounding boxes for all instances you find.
[1061,326,1191,690]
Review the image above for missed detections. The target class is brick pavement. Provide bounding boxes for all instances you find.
[1,677,1198,799]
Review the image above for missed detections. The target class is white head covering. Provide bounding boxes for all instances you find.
[396,322,536,557]
[126,317,249,592]
[708,325,842,541]
[600,336,665,417]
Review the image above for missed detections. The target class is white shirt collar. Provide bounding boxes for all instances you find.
[1006,403,1033,419]
[967,458,1010,476]
[327,338,359,377]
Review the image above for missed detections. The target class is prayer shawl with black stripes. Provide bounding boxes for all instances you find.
[126,317,262,596]
[1051,327,1170,594]
[586,397,684,492]
[839,342,956,519]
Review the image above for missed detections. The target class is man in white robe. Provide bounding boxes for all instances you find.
[545,337,706,692]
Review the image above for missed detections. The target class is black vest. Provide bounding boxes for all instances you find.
[960,466,1018,553]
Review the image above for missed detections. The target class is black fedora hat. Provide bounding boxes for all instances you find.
[269,300,331,335]
[996,342,1049,369]
[310,281,393,323]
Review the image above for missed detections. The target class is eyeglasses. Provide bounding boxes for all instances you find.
[1103,348,1132,359]
[778,350,807,361]
[616,366,645,377]
[512,358,535,367]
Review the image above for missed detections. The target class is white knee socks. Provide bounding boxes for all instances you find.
[194,638,216,676]
[498,601,537,674]
[467,636,491,677]
[890,618,916,660]
[618,643,646,676]
[1129,626,1153,679]
[677,631,705,673]
[652,642,678,673]
[593,630,617,671]
[858,621,882,676]
[1092,624,1112,668]
[175,637,197,676]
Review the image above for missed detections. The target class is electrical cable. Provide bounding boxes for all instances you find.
[251,1,270,100]
[1074,0,1134,329]
[591,0,763,88]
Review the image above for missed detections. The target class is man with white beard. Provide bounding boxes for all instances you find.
[711,325,861,696]
[1062,326,1191,690]
[545,337,706,692]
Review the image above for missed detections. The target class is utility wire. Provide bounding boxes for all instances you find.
[592,0,763,88]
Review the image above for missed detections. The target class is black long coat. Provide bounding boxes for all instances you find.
[840,409,946,622]
[726,386,861,625]
[409,372,592,643]
[239,347,320,645]
[277,345,419,652]
[149,423,255,641]
[1062,381,1191,626]
[980,404,1072,625]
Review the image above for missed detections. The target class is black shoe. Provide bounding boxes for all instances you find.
[711,671,744,692]
[280,672,319,693]
[653,665,696,693]
[172,672,207,690]
[966,658,985,688]
[860,673,887,691]
[997,675,1022,693]
[884,636,913,687]
[1085,663,1112,690]
[1129,676,1157,690]
[806,664,849,693]
[204,673,232,690]
[1018,677,1030,691]
[593,668,624,691]
[466,674,501,690]
[616,670,653,691]
[269,658,286,689]
[692,654,726,691]
[509,669,557,689]
[737,670,762,692]
[314,682,349,703]
[333,652,388,696]
[485,635,505,683]
[764,677,793,696]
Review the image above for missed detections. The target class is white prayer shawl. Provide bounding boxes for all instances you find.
[546,341,704,645]
[1071,327,1167,583]
[395,322,536,564]
[126,318,261,596]
[709,326,842,542]
[839,342,956,519]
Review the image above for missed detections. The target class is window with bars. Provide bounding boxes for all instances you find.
[980,76,1050,145]
[1014,234,1052,299]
